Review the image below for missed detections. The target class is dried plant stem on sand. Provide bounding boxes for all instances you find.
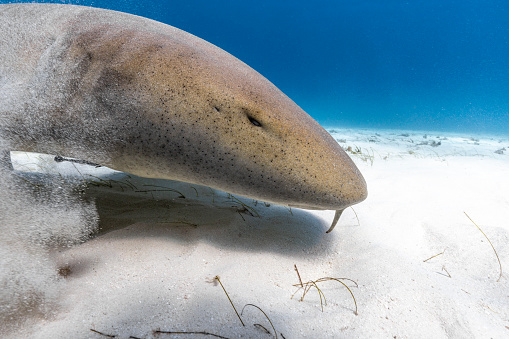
[153,330,229,338]
[215,276,280,338]
[464,212,503,282]
[423,250,446,262]
[241,304,278,339]
[215,275,245,326]
[91,328,229,338]
[292,265,358,315]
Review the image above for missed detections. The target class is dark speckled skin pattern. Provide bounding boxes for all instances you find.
[0,4,367,211]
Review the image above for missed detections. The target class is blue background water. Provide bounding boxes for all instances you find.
[3,0,509,135]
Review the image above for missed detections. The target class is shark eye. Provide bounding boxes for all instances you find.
[248,116,262,127]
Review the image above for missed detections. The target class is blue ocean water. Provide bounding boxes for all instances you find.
[3,0,508,135]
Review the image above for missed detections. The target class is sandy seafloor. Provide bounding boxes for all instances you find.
[1,128,508,338]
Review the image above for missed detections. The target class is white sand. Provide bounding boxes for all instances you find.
[1,128,508,338]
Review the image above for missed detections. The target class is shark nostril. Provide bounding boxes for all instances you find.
[248,116,262,127]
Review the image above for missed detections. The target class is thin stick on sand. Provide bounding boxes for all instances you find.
[153,330,229,338]
[294,265,303,288]
[90,329,141,339]
[350,207,360,226]
[90,329,116,338]
[241,304,278,339]
[215,275,245,326]
[464,212,503,282]
[292,266,358,315]
[423,250,446,262]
